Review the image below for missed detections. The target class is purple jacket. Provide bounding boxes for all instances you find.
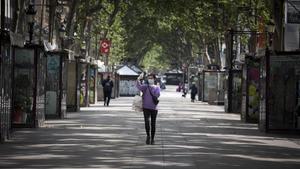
[136,81,160,110]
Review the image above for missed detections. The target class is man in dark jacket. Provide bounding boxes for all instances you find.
[102,75,114,106]
[190,82,198,102]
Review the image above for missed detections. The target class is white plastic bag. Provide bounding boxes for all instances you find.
[132,95,143,112]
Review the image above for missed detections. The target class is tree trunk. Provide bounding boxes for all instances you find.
[103,0,120,38]
[205,44,212,64]
[66,0,79,38]
[11,0,18,32]
[213,38,221,65]
[272,0,284,51]
[80,0,90,39]
[48,0,57,42]
[14,0,26,34]
[85,20,93,57]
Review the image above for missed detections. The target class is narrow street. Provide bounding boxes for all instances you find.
[0,86,300,169]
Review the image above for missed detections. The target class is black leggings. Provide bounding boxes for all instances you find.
[191,93,196,100]
[103,91,112,105]
[143,108,158,140]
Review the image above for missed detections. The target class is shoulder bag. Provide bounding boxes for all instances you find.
[148,87,159,105]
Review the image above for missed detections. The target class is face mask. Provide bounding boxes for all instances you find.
[148,79,154,85]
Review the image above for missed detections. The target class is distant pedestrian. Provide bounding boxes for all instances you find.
[182,83,188,97]
[190,82,198,102]
[176,82,182,92]
[136,73,160,145]
[102,75,114,106]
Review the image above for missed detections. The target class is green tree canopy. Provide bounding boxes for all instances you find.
[64,0,271,71]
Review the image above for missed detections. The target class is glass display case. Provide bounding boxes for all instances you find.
[260,51,300,132]
[45,52,67,118]
[89,66,96,104]
[12,46,46,127]
[203,71,225,104]
[80,63,89,107]
[12,48,35,125]
[66,60,80,112]
[241,56,260,123]
[203,71,217,102]
[224,70,242,113]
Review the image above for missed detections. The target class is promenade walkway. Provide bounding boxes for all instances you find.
[0,86,300,169]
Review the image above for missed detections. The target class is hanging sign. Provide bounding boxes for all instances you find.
[100,39,111,55]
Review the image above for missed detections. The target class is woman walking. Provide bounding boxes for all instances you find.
[136,73,160,145]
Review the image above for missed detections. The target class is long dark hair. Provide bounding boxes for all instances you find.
[147,73,156,79]
[147,73,158,85]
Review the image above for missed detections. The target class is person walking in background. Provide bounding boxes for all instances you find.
[190,82,198,102]
[182,83,188,97]
[102,75,114,106]
[176,82,183,92]
[136,73,160,145]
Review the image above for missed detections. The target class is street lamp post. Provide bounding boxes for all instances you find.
[266,21,275,49]
[26,3,36,44]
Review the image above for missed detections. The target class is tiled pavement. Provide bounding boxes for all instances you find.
[0,86,300,169]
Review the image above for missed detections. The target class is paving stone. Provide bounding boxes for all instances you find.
[0,86,299,169]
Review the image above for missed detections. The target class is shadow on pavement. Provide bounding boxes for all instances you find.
[0,88,299,169]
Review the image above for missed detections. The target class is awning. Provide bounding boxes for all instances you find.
[117,65,139,76]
